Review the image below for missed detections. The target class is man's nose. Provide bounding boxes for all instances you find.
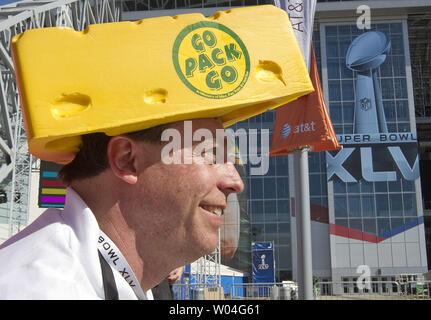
[218,162,244,196]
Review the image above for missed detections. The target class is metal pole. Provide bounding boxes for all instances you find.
[293,152,303,292]
[295,148,314,299]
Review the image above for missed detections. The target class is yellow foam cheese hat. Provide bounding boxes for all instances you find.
[11,5,313,164]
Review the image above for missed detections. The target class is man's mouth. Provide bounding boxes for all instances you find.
[200,205,224,217]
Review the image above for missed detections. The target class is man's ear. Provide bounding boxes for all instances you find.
[107,136,138,185]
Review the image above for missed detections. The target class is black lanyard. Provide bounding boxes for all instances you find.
[98,250,119,300]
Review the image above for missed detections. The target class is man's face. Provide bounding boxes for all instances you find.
[127,118,244,266]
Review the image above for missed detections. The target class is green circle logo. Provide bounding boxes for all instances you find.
[172,21,250,99]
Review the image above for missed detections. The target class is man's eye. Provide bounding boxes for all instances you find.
[193,148,215,164]
[201,153,214,164]
[205,148,227,165]
[193,142,228,165]
[206,147,218,164]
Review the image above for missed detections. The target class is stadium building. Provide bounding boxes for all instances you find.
[0,0,430,295]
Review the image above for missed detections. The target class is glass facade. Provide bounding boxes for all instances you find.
[229,115,293,281]
[121,0,273,11]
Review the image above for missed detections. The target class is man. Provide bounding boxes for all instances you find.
[0,118,243,299]
[0,5,313,299]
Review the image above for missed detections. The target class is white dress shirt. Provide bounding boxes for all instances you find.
[0,187,153,300]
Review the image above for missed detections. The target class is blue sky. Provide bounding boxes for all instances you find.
[0,0,21,6]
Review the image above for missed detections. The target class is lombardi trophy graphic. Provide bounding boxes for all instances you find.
[346,31,391,134]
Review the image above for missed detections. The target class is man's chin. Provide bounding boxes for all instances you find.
[194,242,218,259]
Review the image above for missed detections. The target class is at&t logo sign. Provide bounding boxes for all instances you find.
[281,121,316,138]
[281,123,291,138]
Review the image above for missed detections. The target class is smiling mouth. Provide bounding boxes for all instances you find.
[200,205,224,217]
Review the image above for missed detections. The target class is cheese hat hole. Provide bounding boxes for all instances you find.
[211,12,222,20]
[51,93,91,119]
[256,60,286,86]
[211,9,231,20]
[82,26,91,34]
[143,89,168,104]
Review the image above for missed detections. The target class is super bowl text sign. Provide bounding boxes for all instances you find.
[326,133,419,183]
[173,21,250,99]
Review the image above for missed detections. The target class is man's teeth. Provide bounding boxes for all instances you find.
[202,206,223,217]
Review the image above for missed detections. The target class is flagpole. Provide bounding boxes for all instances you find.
[294,148,314,300]
[274,0,318,300]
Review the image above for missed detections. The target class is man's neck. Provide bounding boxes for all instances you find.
[70,179,167,291]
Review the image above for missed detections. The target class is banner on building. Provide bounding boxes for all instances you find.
[271,0,340,155]
[326,30,419,183]
[270,46,340,155]
[252,241,275,283]
[274,0,316,70]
